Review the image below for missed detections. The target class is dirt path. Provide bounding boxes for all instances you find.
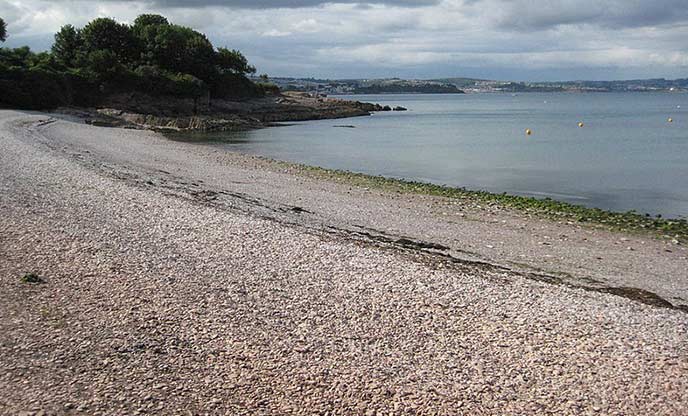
[1,110,687,415]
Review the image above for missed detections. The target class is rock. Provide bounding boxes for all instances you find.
[59,91,384,132]
[393,106,408,111]
[353,102,388,112]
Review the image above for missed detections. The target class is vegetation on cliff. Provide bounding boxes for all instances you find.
[0,15,266,110]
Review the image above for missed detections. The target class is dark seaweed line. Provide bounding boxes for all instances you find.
[272,161,687,243]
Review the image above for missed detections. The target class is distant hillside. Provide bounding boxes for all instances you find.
[270,77,464,94]
[532,78,688,92]
[435,77,688,93]
[354,80,464,94]
[264,76,688,95]
[432,77,489,88]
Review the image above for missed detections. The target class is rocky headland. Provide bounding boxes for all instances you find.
[57,91,399,132]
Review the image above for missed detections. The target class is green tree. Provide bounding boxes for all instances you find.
[0,17,7,42]
[132,15,167,65]
[81,17,138,65]
[27,51,57,70]
[133,14,169,32]
[216,47,256,76]
[0,46,33,68]
[52,25,82,67]
[1,13,264,110]
[84,49,122,78]
[149,24,216,81]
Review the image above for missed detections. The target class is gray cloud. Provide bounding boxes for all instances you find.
[2,0,688,81]
[482,0,688,31]
[74,0,441,8]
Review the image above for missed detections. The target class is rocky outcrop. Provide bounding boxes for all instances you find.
[96,109,262,131]
[352,102,396,112]
[58,91,404,132]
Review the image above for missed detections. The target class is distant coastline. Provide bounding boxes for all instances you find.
[264,76,688,95]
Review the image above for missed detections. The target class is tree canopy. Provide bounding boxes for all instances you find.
[0,17,7,42]
[133,14,169,31]
[52,24,82,67]
[148,24,216,80]
[0,14,267,109]
[48,15,257,82]
[80,17,139,65]
[217,47,256,76]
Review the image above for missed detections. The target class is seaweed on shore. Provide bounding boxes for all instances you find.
[275,162,687,243]
[21,272,45,284]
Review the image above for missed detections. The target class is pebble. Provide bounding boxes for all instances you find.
[0,111,686,415]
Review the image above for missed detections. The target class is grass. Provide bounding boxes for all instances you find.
[273,161,687,243]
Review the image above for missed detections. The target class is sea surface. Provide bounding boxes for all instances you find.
[178,92,688,219]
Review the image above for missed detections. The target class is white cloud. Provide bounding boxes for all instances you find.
[292,18,320,33]
[262,29,292,37]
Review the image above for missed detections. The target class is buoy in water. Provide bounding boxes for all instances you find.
[668,117,673,123]
[578,121,584,127]
[525,128,532,136]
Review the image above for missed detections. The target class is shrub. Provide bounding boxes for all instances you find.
[211,72,264,99]
[130,66,208,98]
[257,82,280,95]
[84,49,123,79]
[0,67,67,109]
[0,65,100,109]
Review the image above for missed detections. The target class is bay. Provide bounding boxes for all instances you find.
[176,92,688,219]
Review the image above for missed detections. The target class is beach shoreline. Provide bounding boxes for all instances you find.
[230,155,688,243]
[1,110,687,414]
[10,109,688,307]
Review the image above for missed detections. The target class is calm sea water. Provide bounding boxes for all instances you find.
[178,93,688,219]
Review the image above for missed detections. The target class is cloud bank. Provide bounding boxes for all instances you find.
[1,0,687,80]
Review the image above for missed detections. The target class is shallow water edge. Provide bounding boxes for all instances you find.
[237,152,688,243]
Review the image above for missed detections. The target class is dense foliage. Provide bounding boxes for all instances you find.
[0,15,266,110]
[0,17,6,42]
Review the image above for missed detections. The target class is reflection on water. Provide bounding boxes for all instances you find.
[169,92,688,219]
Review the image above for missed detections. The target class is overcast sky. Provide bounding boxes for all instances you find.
[1,0,687,81]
